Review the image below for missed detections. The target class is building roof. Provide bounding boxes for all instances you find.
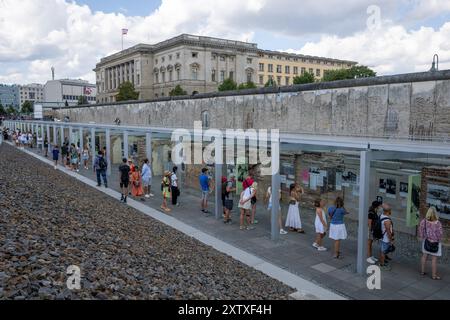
[45,79,95,87]
[258,49,357,65]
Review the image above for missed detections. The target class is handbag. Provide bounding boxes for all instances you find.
[424,221,439,253]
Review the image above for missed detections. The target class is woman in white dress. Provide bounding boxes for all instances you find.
[313,199,328,251]
[285,183,305,233]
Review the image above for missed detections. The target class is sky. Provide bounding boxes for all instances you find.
[1,0,450,85]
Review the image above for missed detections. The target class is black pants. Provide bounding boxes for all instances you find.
[171,186,179,205]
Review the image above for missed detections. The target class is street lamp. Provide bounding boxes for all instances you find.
[430,54,439,72]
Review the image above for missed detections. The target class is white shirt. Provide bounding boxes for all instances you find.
[380,214,392,243]
[171,173,178,187]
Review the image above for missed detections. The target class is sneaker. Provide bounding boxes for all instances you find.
[312,243,319,249]
[145,194,150,198]
[149,193,155,197]
[252,219,259,224]
[280,229,288,235]
[367,257,377,264]
[385,255,392,261]
[97,184,101,187]
[176,203,180,207]
[124,197,127,204]
[105,185,108,188]
[240,226,246,230]
[246,226,255,230]
[317,246,327,251]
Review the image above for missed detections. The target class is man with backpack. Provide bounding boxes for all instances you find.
[372,203,395,271]
[94,150,108,188]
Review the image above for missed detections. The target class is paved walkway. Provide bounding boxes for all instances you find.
[14,145,450,300]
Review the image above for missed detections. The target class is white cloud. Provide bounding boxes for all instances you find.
[287,20,450,75]
[0,0,449,84]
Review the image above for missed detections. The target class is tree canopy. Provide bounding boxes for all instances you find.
[293,72,315,85]
[116,81,140,101]
[322,65,376,82]
[264,78,277,88]
[21,100,33,114]
[0,103,5,116]
[238,81,257,90]
[77,96,88,105]
[218,78,238,91]
[169,85,188,96]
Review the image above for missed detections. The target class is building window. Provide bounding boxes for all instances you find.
[285,66,290,74]
[212,54,217,60]
[309,68,314,75]
[137,74,140,85]
[155,73,159,83]
[276,65,282,73]
[201,110,210,129]
[259,75,264,85]
[268,64,273,73]
[220,70,225,82]
[293,66,298,75]
[211,69,216,82]
[277,76,281,84]
[277,56,282,60]
[268,55,273,59]
[177,69,180,81]
[301,67,306,75]
[162,72,166,83]
[285,77,290,85]
[161,57,165,63]
[155,59,158,65]
[176,53,180,59]
[229,57,234,62]
[192,68,198,80]
[192,52,198,58]
[316,69,321,77]
[259,63,264,72]
[169,70,173,82]
[220,56,226,61]
[169,55,172,61]
[247,58,252,64]
[229,71,234,80]
[246,71,253,83]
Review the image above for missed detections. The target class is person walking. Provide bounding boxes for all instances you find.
[44,137,49,157]
[328,197,349,259]
[238,182,257,230]
[313,199,328,251]
[141,159,153,198]
[285,183,305,233]
[52,145,60,169]
[199,168,212,214]
[265,185,287,235]
[70,143,79,172]
[171,166,180,206]
[419,207,443,280]
[367,200,382,264]
[130,165,145,201]
[81,146,90,170]
[119,158,130,203]
[61,142,68,166]
[378,204,394,270]
[94,150,108,188]
[161,171,172,212]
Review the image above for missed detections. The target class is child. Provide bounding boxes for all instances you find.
[161,171,172,212]
[313,199,328,251]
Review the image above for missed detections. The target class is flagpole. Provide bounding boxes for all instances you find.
[122,33,123,51]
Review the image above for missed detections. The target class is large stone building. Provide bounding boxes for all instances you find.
[18,83,44,106]
[94,34,356,103]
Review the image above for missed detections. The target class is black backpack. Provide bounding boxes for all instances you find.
[372,216,391,240]
[98,157,107,170]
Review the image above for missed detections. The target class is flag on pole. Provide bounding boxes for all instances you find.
[122,28,128,35]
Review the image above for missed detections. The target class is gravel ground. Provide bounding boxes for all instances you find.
[0,143,295,300]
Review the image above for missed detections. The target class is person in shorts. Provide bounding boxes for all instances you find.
[222,175,236,224]
[367,200,381,264]
[199,168,212,214]
[119,158,130,203]
[141,158,153,198]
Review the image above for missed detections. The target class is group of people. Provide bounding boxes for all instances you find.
[118,157,154,204]
[51,142,91,172]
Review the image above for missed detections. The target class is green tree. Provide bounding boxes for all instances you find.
[218,78,238,91]
[77,96,88,105]
[0,103,5,116]
[21,100,33,114]
[238,81,257,90]
[293,72,315,84]
[264,78,277,88]
[116,81,140,101]
[169,85,187,96]
[322,65,376,82]
[6,105,16,115]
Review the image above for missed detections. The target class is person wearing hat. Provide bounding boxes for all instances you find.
[222,175,236,224]
[367,200,382,264]
[161,171,172,212]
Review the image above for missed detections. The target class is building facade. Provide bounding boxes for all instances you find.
[19,83,44,106]
[0,84,20,109]
[257,50,356,86]
[44,79,97,106]
[95,34,357,103]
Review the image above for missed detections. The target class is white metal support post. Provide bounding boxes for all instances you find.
[357,150,371,274]
[123,131,129,160]
[105,129,111,176]
[271,135,281,241]
[91,128,96,169]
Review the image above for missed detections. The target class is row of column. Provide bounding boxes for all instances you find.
[5,120,372,275]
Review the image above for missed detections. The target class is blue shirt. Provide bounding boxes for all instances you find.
[199,174,210,192]
[52,149,59,160]
[328,206,348,225]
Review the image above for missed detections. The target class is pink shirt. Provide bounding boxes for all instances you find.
[419,219,443,243]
